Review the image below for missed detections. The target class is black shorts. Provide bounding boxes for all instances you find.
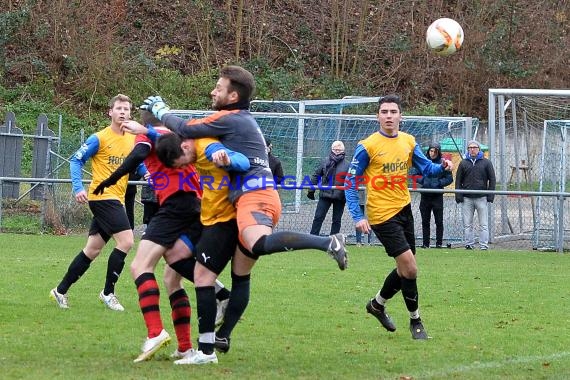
[195,219,239,275]
[142,191,202,249]
[371,203,416,258]
[143,202,160,225]
[88,199,132,242]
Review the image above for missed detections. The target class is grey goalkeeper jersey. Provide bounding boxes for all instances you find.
[162,109,274,203]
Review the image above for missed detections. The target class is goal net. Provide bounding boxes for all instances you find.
[172,97,476,243]
[488,89,570,251]
[535,120,570,250]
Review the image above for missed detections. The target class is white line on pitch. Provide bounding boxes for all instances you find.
[415,351,570,379]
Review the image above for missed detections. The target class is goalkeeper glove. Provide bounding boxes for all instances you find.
[140,96,171,121]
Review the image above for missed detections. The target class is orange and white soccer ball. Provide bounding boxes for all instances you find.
[426,18,464,56]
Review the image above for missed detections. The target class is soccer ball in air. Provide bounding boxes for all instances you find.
[426,18,464,56]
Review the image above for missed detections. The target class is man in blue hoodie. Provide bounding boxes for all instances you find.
[455,140,496,250]
[418,143,453,248]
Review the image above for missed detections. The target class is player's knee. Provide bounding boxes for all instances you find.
[116,231,135,252]
[130,258,146,279]
[397,255,418,278]
[124,237,135,251]
[401,265,418,279]
[83,247,102,259]
[250,235,267,255]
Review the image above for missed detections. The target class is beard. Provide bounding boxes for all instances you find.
[212,97,228,111]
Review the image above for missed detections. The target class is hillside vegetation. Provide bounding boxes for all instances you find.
[0,0,568,127]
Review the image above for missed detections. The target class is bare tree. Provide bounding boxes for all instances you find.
[235,0,244,60]
[352,0,369,74]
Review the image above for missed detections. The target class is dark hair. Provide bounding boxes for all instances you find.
[141,110,162,127]
[265,137,272,147]
[155,133,184,168]
[220,65,255,101]
[378,94,402,112]
[426,142,442,159]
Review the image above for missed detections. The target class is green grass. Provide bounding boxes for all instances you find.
[1,233,570,379]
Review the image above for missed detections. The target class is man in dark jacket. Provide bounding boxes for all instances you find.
[418,143,453,248]
[125,170,145,230]
[265,138,284,185]
[455,140,496,250]
[308,141,350,235]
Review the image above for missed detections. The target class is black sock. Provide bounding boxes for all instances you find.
[379,268,402,300]
[169,258,196,282]
[401,276,419,313]
[104,248,126,295]
[217,272,250,339]
[57,251,92,294]
[216,287,231,301]
[196,286,216,355]
[251,232,330,256]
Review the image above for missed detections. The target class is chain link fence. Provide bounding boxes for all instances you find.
[2,91,570,252]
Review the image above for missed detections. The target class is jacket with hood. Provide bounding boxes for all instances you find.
[417,143,453,192]
[455,150,496,203]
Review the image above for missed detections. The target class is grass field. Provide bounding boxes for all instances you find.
[1,233,570,379]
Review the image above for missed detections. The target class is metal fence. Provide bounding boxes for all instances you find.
[1,89,570,252]
[1,175,568,251]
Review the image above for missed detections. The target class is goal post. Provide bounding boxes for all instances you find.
[488,89,570,252]
[171,100,476,243]
[536,120,570,251]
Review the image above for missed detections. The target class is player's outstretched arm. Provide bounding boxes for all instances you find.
[205,142,250,172]
[140,96,171,121]
[121,120,148,135]
[93,144,151,195]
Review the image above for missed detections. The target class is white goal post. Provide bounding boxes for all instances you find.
[488,89,570,252]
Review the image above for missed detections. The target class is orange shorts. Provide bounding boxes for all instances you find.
[235,189,282,234]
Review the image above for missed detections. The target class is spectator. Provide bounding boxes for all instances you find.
[265,138,284,185]
[455,140,496,250]
[308,140,350,236]
[418,143,453,248]
[125,171,142,230]
[140,182,159,227]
